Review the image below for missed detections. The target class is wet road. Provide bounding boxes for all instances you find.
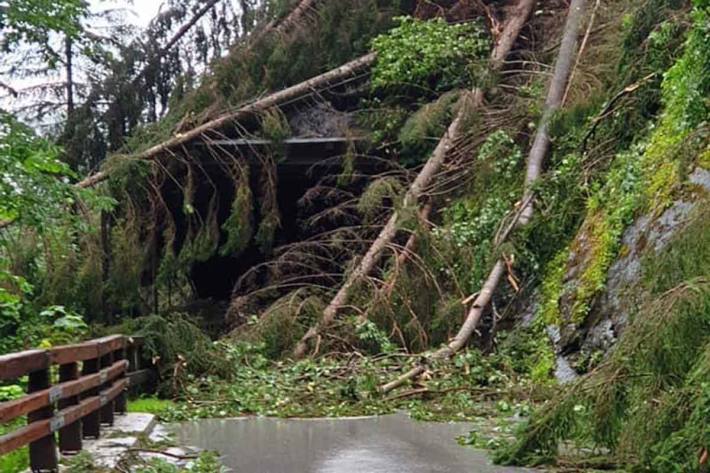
[175,412,531,472]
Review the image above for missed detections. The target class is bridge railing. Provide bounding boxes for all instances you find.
[0,335,152,471]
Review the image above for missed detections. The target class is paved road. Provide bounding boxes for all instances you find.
[175,413,532,473]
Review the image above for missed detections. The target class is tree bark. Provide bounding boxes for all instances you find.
[76,52,376,189]
[293,0,538,358]
[380,0,589,393]
[65,36,75,118]
[520,0,587,225]
[251,0,321,44]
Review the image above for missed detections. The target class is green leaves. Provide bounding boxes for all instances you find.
[1,0,87,51]
[0,112,76,226]
[371,16,489,93]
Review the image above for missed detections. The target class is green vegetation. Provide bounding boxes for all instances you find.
[371,16,488,92]
[497,3,710,469]
[131,334,551,425]
[2,0,709,471]
[497,205,710,470]
[128,398,178,416]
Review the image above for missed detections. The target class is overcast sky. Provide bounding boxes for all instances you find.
[108,0,163,28]
[0,1,167,126]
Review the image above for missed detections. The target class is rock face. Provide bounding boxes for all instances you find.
[555,167,710,375]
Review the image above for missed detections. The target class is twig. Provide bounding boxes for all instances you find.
[127,448,198,460]
[562,0,601,105]
[580,72,656,153]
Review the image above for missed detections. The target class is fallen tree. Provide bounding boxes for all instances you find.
[76,0,342,189]
[0,0,335,231]
[380,0,589,393]
[77,51,376,189]
[293,0,539,358]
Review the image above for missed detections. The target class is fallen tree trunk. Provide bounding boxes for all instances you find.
[261,0,321,40]
[0,0,337,231]
[357,201,434,322]
[76,52,376,188]
[380,0,589,393]
[293,0,538,358]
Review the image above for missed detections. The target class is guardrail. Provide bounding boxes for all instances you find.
[0,335,153,471]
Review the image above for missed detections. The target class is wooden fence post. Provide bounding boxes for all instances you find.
[99,351,115,426]
[81,357,101,439]
[58,362,82,453]
[113,346,127,414]
[28,366,58,472]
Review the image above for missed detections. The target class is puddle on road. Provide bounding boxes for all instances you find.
[174,412,529,473]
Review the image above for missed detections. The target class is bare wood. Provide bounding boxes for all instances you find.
[96,335,126,356]
[381,0,589,393]
[293,0,538,359]
[0,337,127,381]
[50,342,99,365]
[51,335,124,364]
[27,367,57,471]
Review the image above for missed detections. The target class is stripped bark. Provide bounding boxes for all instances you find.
[76,52,376,188]
[293,0,538,358]
[380,0,589,394]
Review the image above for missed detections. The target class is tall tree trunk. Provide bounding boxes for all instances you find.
[76,52,376,188]
[293,0,539,358]
[381,0,589,394]
[65,36,75,118]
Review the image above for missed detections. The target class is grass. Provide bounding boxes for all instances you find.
[128,397,178,416]
[0,420,28,473]
[0,448,28,473]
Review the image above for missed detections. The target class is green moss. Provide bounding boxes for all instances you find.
[539,249,569,326]
[556,1,709,327]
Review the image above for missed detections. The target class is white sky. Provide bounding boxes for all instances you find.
[0,1,165,122]
[108,0,163,28]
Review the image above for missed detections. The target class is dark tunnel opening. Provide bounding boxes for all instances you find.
[186,139,359,302]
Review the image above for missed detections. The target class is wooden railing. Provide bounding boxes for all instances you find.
[0,335,152,471]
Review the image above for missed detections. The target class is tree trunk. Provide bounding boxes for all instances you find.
[125,0,223,91]
[520,0,588,225]
[77,52,376,189]
[380,0,589,394]
[254,0,321,43]
[364,202,433,313]
[293,0,539,358]
[65,36,75,118]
